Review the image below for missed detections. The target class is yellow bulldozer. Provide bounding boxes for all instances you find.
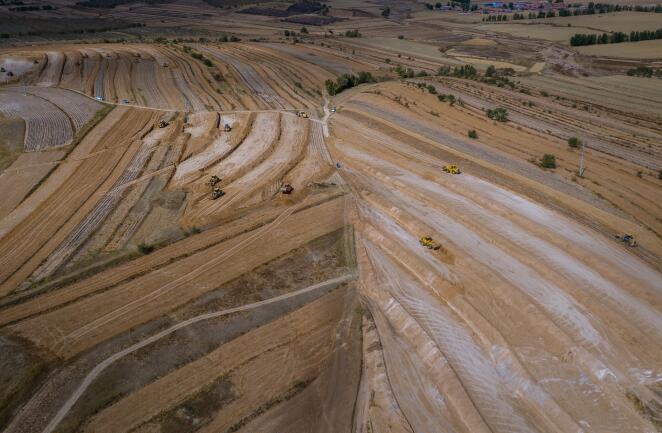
[419,236,441,250]
[296,111,309,119]
[442,164,461,174]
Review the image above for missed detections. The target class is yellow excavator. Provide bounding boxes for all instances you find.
[296,111,309,119]
[442,164,461,174]
[419,236,441,250]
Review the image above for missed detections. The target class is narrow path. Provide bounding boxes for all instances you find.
[41,273,356,433]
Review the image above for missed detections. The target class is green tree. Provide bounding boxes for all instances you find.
[468,129,478,139]
[567,137,581,148]
[486,107,508,122]
[540,154,557,168]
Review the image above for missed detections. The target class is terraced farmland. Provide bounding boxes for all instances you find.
[0,5,661,433]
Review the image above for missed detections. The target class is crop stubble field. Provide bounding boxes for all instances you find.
[0,2,661,433]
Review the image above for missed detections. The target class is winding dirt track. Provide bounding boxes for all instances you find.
[40,273,355,433]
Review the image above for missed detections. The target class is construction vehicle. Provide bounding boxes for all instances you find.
[94,95,103,101]
[296,111,309,118]
[208,175,221,186]
[223,123,232,132]
[419,236,441,250]
[211,187,225,200]
[158,120,169,128]
[121,99,129,104]
[281,183,294,194]
[442,164,461,174]
[330,106,336,113]
[615,233,637,247]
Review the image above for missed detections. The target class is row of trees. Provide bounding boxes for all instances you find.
[570,28,662,46]
[324,72,374,95]
[626,66,662,78]
[488,3,661,22]
[0,22,145,39]
[424,0,471,11]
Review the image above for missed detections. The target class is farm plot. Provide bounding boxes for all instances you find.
[198,46,289,110]
[28,122,179,282]
[184,114,308,226]
[10,196,349,358]
[0,56,36,84]
[326,109,662,432]
[0,107,159,295]
[25,86,103,131]
[0,89,73,151]
[576,39,662,59]
[0,149,66,219]
[37,51,65,87]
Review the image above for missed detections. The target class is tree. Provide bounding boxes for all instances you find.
[345,29,362,38]
[300,26,308,34]
[382,7,390,18]
[468,129,478,138]
[486,107,508,122]
[567,137,581,148]
[540,154,557,168]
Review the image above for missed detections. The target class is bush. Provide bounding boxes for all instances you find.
[468,129,478,139]
[486,107,508,122]
[540,154,557,169]
[300,26,308,34]
[658,169,662,180]
[345,29,361,38]
[138,243,154,254]
[398,35,404,39]
[324,71,374,95]
[567,137,581,148]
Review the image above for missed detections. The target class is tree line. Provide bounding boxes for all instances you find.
[570,28,662,46]
[324,72,374,95]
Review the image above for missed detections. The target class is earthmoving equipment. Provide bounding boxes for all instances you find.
[442,164,461,174]
[211,187,225,200]
[297,111,309,118]
[615,234,637,247]
[208,175,221,186]
[330,107,336,113]
[121,99,129,104]
[419,236,441,250]
[95,95,103,101]
[281,183,294,194]
[223,123,232,132]
[158,120,169,128]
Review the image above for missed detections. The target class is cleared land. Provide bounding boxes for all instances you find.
[0,4,661,433]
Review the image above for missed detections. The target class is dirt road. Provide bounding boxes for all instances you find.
[38,273,355,433]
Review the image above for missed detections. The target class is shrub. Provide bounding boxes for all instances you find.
[658,169,662,180]
[468,129,478,139]
[486,107,508,122]
[138,243,154,254]
[540,154,557,169]
[567,137,581,148]
[345,29,361,38]
[398,35,404,39]
[300,26,308,34]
